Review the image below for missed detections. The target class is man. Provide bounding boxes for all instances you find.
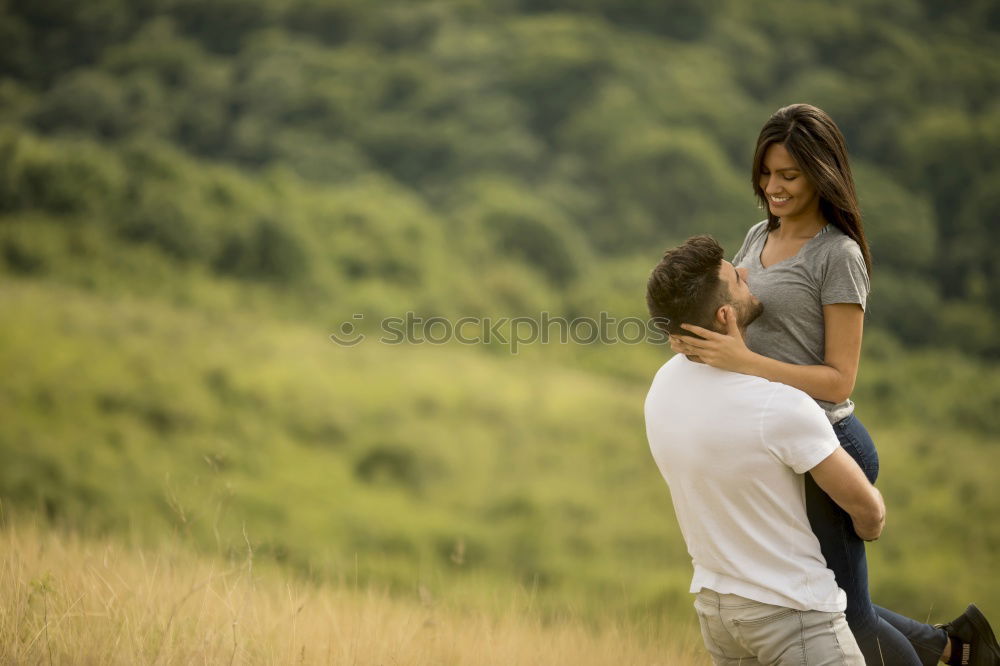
[643,235,999,665]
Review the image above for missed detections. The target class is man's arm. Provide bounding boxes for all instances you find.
[809,448,885,541]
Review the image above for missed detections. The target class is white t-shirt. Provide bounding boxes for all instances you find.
[644,355,845,612]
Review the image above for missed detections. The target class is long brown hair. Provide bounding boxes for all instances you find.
[751,104,872,277]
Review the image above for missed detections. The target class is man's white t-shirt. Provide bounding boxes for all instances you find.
[644,355,845,612]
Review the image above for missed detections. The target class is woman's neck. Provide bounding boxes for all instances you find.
[774,213,826,240]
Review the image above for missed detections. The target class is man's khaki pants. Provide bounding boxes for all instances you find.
[694,589,865,665]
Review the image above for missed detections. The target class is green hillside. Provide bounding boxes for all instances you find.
[1,0,998,627]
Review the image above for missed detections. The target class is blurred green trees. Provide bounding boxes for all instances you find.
[2,0,996,356]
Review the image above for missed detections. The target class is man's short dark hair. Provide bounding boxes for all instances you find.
[646,235,729,336]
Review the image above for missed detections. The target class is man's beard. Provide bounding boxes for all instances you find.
[734,298,764,329]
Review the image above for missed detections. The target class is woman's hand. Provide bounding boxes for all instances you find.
[669,307,756,373]
[668,334,700,361]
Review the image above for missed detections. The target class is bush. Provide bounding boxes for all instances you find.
[115,185,208,261]
[0,131,126,216]
[855,163,936,273]
[31,70,131,139]
[354,445,430,492]
[212,217,308,283]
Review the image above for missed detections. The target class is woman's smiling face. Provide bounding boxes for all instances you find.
[758,143,820,222]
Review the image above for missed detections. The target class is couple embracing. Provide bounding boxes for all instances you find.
[643,104,998,665]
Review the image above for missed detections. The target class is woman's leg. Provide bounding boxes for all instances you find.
[835,415,948,664]
[806,413,925,664]
[876,605,949,666]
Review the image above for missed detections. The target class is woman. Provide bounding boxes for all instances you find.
[669,104,975,665]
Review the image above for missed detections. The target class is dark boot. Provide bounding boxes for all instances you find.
[939,604,1000,666]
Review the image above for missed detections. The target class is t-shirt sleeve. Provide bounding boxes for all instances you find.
[760,385,840,474]
[821,239,870,310]
[732,221,766,266]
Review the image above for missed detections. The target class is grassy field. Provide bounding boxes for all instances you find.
[0,277,697,621]
[0,518,708,665]
[2,277,998,629]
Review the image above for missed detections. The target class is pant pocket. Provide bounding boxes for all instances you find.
[732,607,804,665]
[694,600,744,661]
[798,610,865,665]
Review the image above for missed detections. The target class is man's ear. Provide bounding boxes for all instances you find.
[714,305,731,328]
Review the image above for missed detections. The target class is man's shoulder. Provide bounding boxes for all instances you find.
[648,355,691,393]
[687,368,821,422]
[764,381,821,414]
[650,356,799,402]
[737,375,818,418]
[760,382,832,437]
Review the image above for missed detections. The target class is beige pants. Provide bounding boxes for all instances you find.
[694,589,865,666]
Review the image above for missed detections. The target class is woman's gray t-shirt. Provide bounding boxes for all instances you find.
[733,220,869,423]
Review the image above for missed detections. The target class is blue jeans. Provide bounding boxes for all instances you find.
[805,413,948,666]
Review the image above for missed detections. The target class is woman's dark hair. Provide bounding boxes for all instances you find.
[647,235,727,336]
[752,103,872,277]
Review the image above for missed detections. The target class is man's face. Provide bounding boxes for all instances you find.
[717,260,763,329]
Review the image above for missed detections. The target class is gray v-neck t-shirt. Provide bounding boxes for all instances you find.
[733,220,870,423]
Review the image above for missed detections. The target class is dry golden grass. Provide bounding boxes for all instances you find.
[0,522,709,665]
